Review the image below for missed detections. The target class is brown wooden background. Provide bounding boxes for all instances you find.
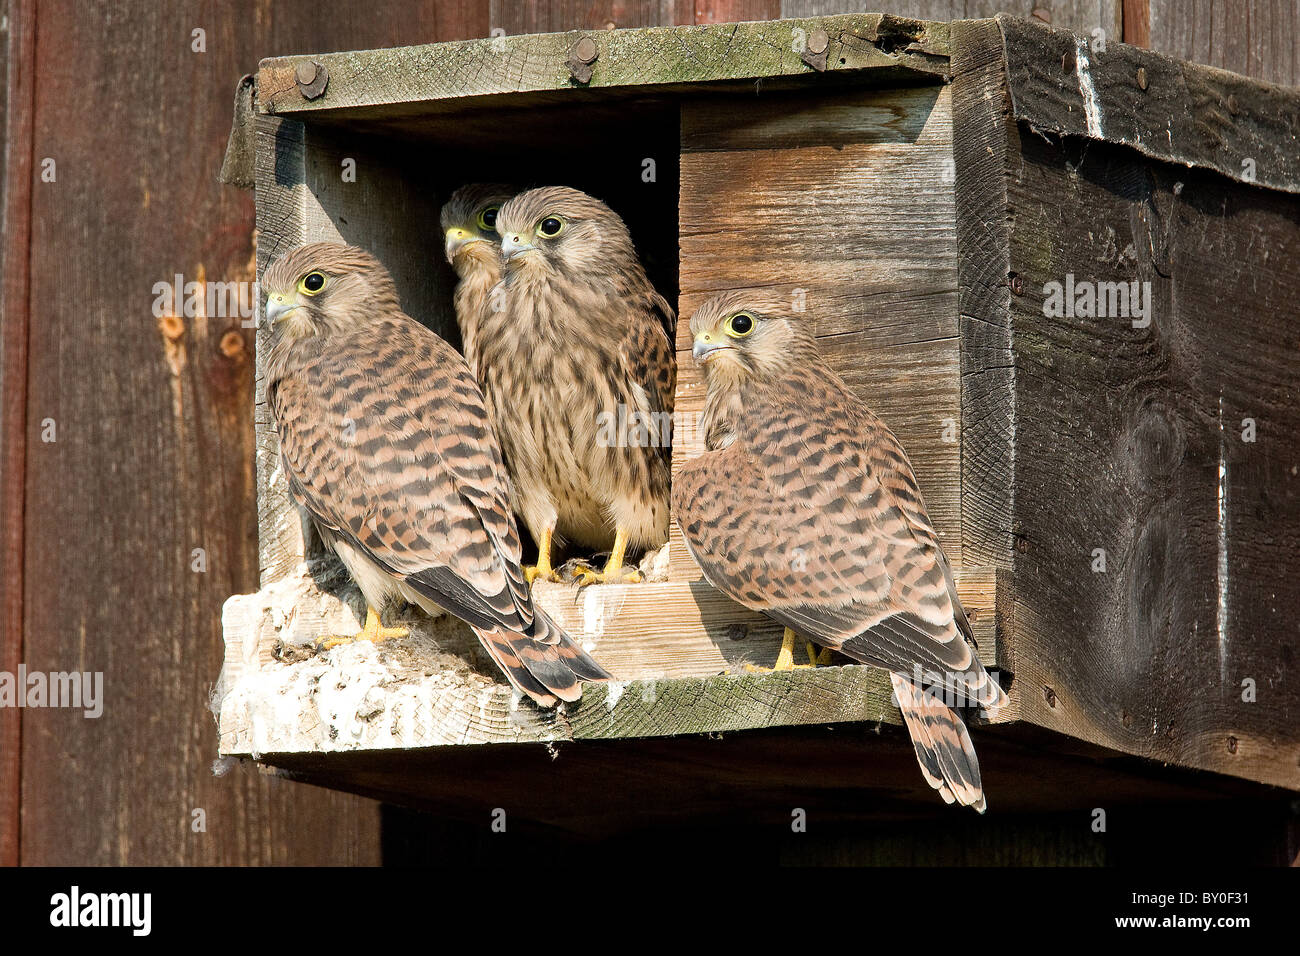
[0,0,1296,866]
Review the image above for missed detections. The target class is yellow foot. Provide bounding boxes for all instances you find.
[742,628,830,672]
[525,527,561,584]
[574,562,643,587]
[315,606,408,651]
[524,563,562,584]
[575,524,642,587]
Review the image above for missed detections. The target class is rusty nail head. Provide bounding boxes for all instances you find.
[808,29,829,55]
[1044,686,1057,708]
[1137,67,1148,90]
[295,60,328,99]
[574,36,598,64]
[1009,273,1024,295]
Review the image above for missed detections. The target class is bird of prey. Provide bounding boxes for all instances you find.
[262,242,611,707]
[673,290,1008,810]
[482,186,676,585]
[439,183,516,376]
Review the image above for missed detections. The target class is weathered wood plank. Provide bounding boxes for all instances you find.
[995,13,1300,196]
[952,18,1018,574]
[0,0,35,869]
[217,565,1003,759]
[781,0,1119,38]
[257,14,951,117]
[673,84,959,579]
[489,0,693,34]
[13,0,513,868]
[1150,0,1299,88]
[1001,130,1300,791]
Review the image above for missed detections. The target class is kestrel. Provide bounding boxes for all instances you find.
[263,242,611,707]
[440,183,516,376]
[482,186,676,585]
[673,290,1008,810]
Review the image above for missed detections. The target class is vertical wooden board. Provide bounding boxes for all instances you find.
[952,17,1018,575]
[13,0,507,867]
[694,0,783,23]
[0,0,35,868]
[489,0,693,33]
[1002,131,1300,789]
[673,84,959,578]
[1121,0,1149,47]
[779,1,1119,37]
[1150,0,1300,87]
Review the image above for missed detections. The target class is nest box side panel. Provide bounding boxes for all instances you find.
[1001,111,1300,792]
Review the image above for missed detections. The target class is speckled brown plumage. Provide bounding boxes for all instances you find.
[263,242,610,706]
[440,183,517,376]
[673,290,1007,810]
[482,186,675,575]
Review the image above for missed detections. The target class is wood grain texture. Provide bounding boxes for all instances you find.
[489,0,693,33]
[217,566,1001,760]
[1001,131,1300,791]
[1150,0,1299,88]
[12,0,503,868]
[0,0,35,868]
[672,83,959,579]
[780,0,1120,37]
[257,13,951,117]
[1121,0,1149,47]
[995,13,1300,196]
[952,18,1018,575]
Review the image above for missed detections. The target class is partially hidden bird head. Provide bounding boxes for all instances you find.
[440,183,516,274]
[496,186,637,280]
[689,290,821,385]
[263,242,401,340]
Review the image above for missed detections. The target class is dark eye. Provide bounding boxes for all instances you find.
[726,312,754,337]
[298,271,327,295]
[538,216,565,238]
[477,206,499,231]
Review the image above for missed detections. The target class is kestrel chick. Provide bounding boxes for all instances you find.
[673,290,1008,810]
[439,183,516,375]
[263,242,611,707]
[483,186,676,585]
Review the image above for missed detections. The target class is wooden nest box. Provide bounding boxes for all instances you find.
[218,13,1300,823]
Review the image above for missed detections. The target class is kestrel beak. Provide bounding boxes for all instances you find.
[501,233,537,261]
[445,227,482,261]
[692,331,731,364]
[266,292,300,325]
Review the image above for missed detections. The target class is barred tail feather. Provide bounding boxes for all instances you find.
[890,672,988,813]
[472,606,611,708]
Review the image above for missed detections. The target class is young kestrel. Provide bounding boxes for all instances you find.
[263,242,611,707]
[440,183,516,376]
[673,290,1008,810]
[482,186,676,585]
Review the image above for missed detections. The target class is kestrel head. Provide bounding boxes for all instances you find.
[688,290,820,385]
[440,183,516,274]
[263,242,400,340]
[496,186,636,279]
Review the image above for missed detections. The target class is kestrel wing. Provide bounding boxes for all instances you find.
[673,383,1003,708]
[617,295,676,461]
[270,317,533,634]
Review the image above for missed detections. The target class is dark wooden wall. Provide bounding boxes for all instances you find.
[0,0,1294,866]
